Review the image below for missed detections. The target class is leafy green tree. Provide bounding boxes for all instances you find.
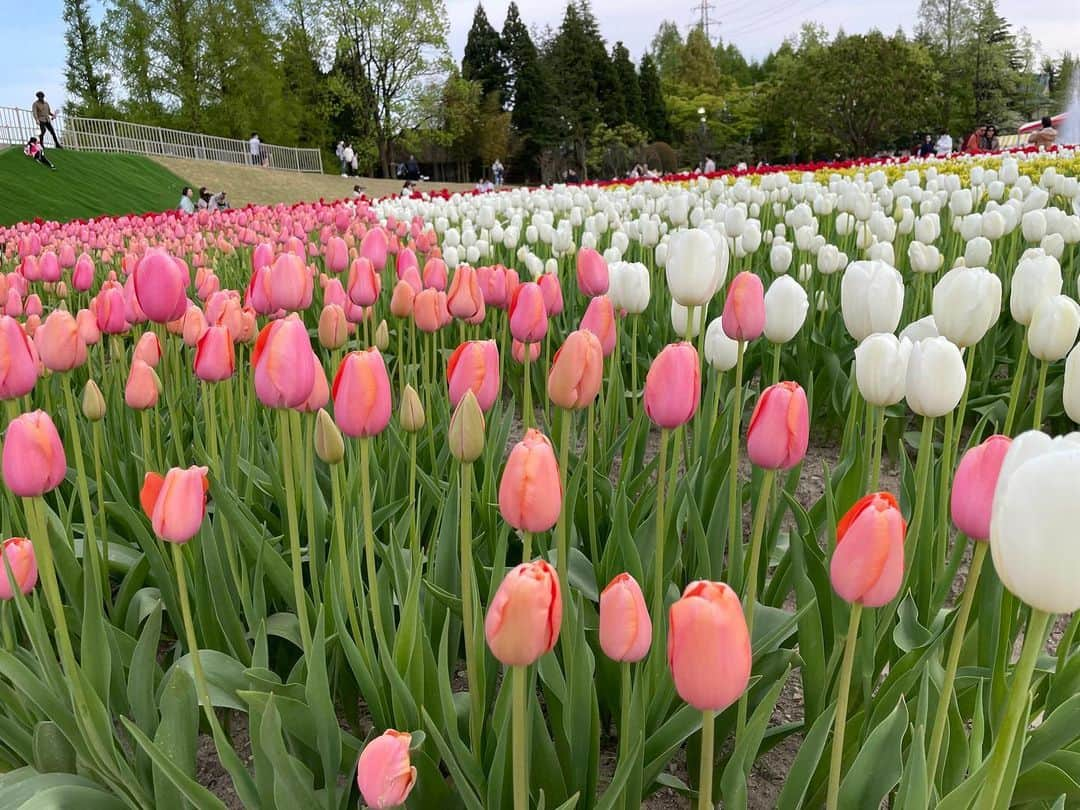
[587,121,648,177]
[612,42,644,130]
[672,27,726,95]
[916,0,974,130]
[638,53,670,142]
[650,20,683,83]
[333,0,451,175]
[462,4,507,103]
[501,1,557,176]
[545,2,600,174]
[63,0,112,115]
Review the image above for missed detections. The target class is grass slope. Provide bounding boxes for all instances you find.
[0,148,191,226]
[151,157,475,207]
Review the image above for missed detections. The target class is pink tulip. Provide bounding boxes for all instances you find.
[509,282,548,343]
[422,257,448,291]
[133,248,189,323]
[94,285,129,334]
[251,314,316,409]
[447,340,500,411]
[325,236,349,273]
[498,428,562,533]
[512,339,541,364]
[599,573,651,662]
[125,359,159,410]
[579,295,617,357]
[644,342,701,429]
[667,580,751,711]
[830,492,906,607]
[76,309,101,345]
[447,264,485,322]
[746,381,810,470]
[38,251,61,283]
[356,730,417,809]
[0,538,37,600]
[390,280,416,319]
[139,466,210,544]
[332,349,392,438]
[347,257,381,307]
[72,254,95,291]
[951,435,1011,541]
[194,326,235,382]
[35,310,87,372]
[576,247,609,296]
[181,306,209,347]
[133,331,162,367]
[360,228,388,271]
[267,253,313,312]
[0,316,39,399]
[2,411,66,497]
[537,272,564,316]
[299,361,330,413]
[722,272,766,341]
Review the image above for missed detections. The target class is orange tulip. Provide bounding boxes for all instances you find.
[413,289,448,333]
[547,329,603,410]
[498,428,562,533]
[599,573,651,662]
[390,280,416,318]
[448,264,485,323]
[830,492,906,607]
[667,580,751,711]
[318,304,349,350]
[484,559,562,666]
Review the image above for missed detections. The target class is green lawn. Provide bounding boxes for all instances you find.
[0,148,192,226]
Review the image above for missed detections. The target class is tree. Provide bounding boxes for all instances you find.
[612,42,644,130]
[916,0,974,129]
[650,20,683,82]
[501,1,557,176]
[673,27,725,95]
[63,0,111,115]
[333,0,451,175]
[462,4,506,103]
[545,2,600,174]
[639,53,670,142]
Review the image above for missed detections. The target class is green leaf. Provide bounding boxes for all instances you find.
[167,650,248,711]
[776,704,836,810]
[153,666,199,810]
[837,699,908,810]
[259,697,320,808]
[1021,694,1080,773]
[304,615,341,810]
[31,723,76,775]
[122,717,228,810]
[720,668,791,809]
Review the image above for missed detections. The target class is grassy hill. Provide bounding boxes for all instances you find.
[0,148,191,226]
[151,157,475,207]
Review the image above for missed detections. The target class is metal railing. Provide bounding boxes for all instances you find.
[0,106,322,173]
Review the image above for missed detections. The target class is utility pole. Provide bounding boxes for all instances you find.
[692,0,717,40]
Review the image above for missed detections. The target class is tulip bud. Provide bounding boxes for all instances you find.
[314,408,345,465]
[498,428,562,533]
[484,559,562,666]
[905,336,965,418]
[747,381,810,470]
[448,389,485,462]
[374,319,390,351]
[854,334,911,407]
[951,435,1011,541]
[400,384,426,432]
[1028,295,1080,362]
[82,380,106,421]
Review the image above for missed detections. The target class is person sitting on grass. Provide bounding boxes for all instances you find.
[23,137,55,170]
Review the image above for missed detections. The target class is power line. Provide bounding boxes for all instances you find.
[721,0,830,38]
[689,0,719,40]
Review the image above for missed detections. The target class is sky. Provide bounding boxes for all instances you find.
[1,0,1077,113]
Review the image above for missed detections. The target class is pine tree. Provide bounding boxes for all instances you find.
[462,4,507,103]
[638,53,670,142]
[547,2,601,173]
[63,0,111,115]
[501,2,556,176]
[612,42,644,130]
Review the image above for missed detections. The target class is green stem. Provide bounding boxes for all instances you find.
[652,428,670,621]
[60,374,104,605]
[869,405,885,492]
[555,410,573,608]
[927,540,985,781]
[408,431,419,569]
[907,415,936,611]
[826,603,863,810]
[736,468,776,737]
[522,531,533,562]
[459,460,482,752]
[359,437,385,644]
[279,410,313,656]
[698,709,715,810]
[171,541,218,730]
[299,416,321,606]
[1002,330,1029,435]
[619,661,631,760]
[587,403,598,566]
[771,341,782,385]
[631,316,639,397]
[523,348,533,428]
[955,342,977,437]
[1032,359,1049,430]
[512,665,529,810]
[979,607,1051,809]
[726,341,746,584]
[331,463,362,644]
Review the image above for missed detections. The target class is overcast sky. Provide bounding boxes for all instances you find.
[1,0,1076,116]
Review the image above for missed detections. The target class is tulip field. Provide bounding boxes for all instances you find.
[3,147,1080,810]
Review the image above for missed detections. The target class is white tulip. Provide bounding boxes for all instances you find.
[770,242,793,274]
[741,220,762,253]
[723,207,747,238]
[1064,345,1080,423]
[914,213,940,244]
[763,276,809,344]
[608,261,650,315]
[815,289,829,312]
[982,210,1007,241]
[960,213,983,243]
[908,241,943,274]
[1011,249,1063,326]
[949,189,973,217]
[905,336,966,417]
[654,242,668,269]
[1041,232,1066,261]
[671,300,705,338]
[964,236,992,267]
[899,315,940,344]
[841,260,905,343]
[603,247,622,264]
[932,266,1002,347]
[991,431,1080,613]
[1028,295,1080,361]
[854,333,912,406]
[704,317,739,371]
[665,229,726,306]
[443,246,460,268]
[817,244,842,275]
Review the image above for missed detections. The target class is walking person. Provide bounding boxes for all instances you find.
[24,137,55,169]
[492,159,504,187]
[336,141,346,175]
[249,133,261,166]
[343,143,355,177]
[32,92,62,148]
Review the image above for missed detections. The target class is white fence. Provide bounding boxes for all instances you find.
[0,106,323,173]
